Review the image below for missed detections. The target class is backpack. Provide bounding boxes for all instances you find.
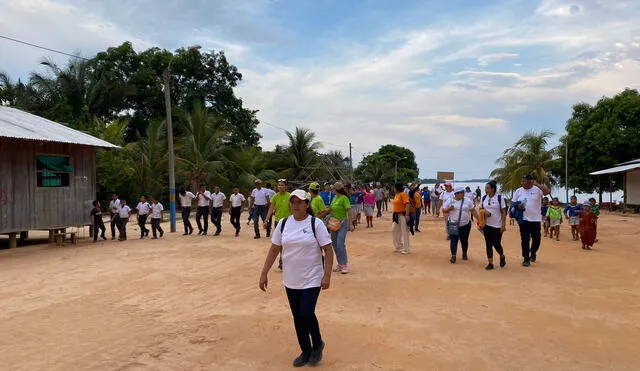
[279,216,324,266]
[481,194,502,209]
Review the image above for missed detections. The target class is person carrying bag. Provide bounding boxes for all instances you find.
[443,187,479,263]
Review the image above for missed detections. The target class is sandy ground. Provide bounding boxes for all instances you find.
[1,211,639,371]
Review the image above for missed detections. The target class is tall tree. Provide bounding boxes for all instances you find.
[356,145,419,184]
[282,127,322,181]
[126,119,168,198]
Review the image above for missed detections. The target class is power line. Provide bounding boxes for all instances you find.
[0,34,90,61]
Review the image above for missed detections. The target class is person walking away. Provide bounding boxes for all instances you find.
[579,201,597,249]
[210,186,226,236]
[229,188,246,237]
[320,183,334,207]
[90,200,107,243]
[150,197,164,239]
[479,181,507,270]
[116,200,131,241]
[259,190,334,367]
[392,183,411,254]
[373,183,385,217]
[266,180,292,270]
[327,182,352,274]
[109,193,121,240]
[409,184,423,232]
[564,195,583,241]
[443,188,478,263]
[589,198,600,243]
[512,174,551,266]
[353,186,364,226]
[440,183,455,240]
[431,183,441,217]
[179,188,196,235]
[422,186,431,215]
[136,195,151,239]
[251,179,270,239]
[363,184,376,228]
[475,186,482,202]
[546,197,563,241]
[195,184,212,235]
[541,197,550,237]
[383,186,389,211]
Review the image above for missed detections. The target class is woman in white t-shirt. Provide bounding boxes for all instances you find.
[259,189,334,368]
[479,181,507,270]
[443,187,478,264]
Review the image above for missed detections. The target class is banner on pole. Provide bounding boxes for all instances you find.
[437,171,454,181]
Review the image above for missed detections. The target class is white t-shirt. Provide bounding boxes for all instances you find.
[513,186,544,222]
[118,205,131,218]
[251,188,270,206]
[196,190,211,207]
[443,198,475,227]
[151,203,163,219]
[481,194,507,228]
[440,191,455,204]
[230,194,246,208]
[210,192,226,208]
[109,198,121,214]
[465,191,475,203]
[271,215,332,290]
[374,188,385,201]
[179,191,195,207]
[136,202,151,215]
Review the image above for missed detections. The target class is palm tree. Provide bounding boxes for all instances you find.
[284,127,322,180]
[228,146,279,190]
[491,130,557,193]
[179,105,229,190]
[126,119,168,197]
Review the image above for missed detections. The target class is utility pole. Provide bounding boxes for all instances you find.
[164,68,177,233]
[349,142,353,181]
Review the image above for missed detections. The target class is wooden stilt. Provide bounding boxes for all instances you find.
[19,231,28,241]
[48,230,55,243]
[8,233,17,249]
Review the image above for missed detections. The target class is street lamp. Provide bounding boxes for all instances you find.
[164,45,201,233]
[394,156,407,184]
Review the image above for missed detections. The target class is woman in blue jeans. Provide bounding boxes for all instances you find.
[442,187,479,263]
[327,182,353,274]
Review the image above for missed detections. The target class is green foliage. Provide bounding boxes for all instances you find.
[356,145,419,184]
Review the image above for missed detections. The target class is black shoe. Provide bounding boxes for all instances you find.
[522,260,531,267]
[111,236,116,240]
[415,229,421,232]
[450,256,456,264]
[266,233,271,238]
[145,230,149,237]
[485,263,494,270]
[254,235,261,239]
[197,230,203,235]
[293,352,310,367]
[309,341,325,366]
[499,255,506,268]
[160,230,164,238]
[189,229,194,235]
[446,235,451,241]
[214,232,221,236]
[182,233,188,236]
[462,254,468,261]
[101,235,107,241]
[531,255,537,263]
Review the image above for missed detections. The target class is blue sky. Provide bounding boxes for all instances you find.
[1,0,639,179]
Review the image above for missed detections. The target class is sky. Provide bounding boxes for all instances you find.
[1,0,639,180]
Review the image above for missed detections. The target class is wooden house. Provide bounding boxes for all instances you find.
[0,107,118,247]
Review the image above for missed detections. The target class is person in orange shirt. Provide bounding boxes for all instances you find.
[409,183,423,233]
[392,183,411,254]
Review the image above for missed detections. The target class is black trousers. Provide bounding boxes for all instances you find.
[230,206,242,232]
[151,218,163,238]
[286,287,322,354]
[449,222,472,256]
[138,214,149,237]
[196,206,209,233]
[210,207,223,234]
[110,213,119,238]
[117,217,129,240]
[253,205,268,236]
[93,220,106,242]
[519,221,541,262]
[483,225,504,259]
[376,200,383,216]
[182,207,193,234]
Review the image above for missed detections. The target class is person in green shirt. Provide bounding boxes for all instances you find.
[546,197,563,241]
[266,180,292,271]
[309,182,327,217]
[328,182,353,274]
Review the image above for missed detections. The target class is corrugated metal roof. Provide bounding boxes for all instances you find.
[617,158,640,166]
[590,163,640,176]
[0,106,119,148]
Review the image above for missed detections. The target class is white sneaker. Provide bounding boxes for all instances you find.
[340,265,349,274]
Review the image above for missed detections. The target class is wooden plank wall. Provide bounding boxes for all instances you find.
[0,138,96,234]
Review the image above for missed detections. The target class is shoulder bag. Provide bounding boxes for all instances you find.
[447,199,464,236]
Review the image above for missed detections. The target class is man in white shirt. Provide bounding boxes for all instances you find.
[209,186,226,236]
[250,179,270,239]
[179,188,196,235]
[150,197,164,239]
[512,174,551,267]
[116,199,131,241]
[229,188,246,237]
[374,183,385,217]
[136,195,151,239]
[108,193,121,240]
[440,182,455,239]
[195,184,212,235]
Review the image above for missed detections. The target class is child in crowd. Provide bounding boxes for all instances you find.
[116,200,131,241]
[564,195,583,241]
[541,197,550,237]
[589,198,600,243]
[579,200,597,249]
[150,197,164,239]
[546,197,563,241]
[90,200,107,243]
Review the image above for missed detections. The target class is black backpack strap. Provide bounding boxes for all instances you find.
[279,216,289,234]
[481,195,486,209]
[311,216,316,239]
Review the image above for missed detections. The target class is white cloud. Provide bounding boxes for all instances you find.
[407,115,508,128]
[477,53,519,66]
[536,0,583,17]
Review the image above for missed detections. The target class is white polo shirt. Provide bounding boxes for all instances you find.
[210,192,226,208]
[118,205,131,218]
[271,215,332,290]
[513,186,544,222]
[136,202,151,216]
[179,191,195,207]
[251,188,269,206]
[109,198,121,214]
[481,194,507,228]
[440,191,454,204]
[230,193,246,208]
[151,203,164,219]
[196,190,211,207]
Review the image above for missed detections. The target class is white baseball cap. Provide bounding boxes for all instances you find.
[289,189,308,201]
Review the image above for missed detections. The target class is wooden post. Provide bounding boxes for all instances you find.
[8,233,17,249]
[48,229,55,243]
[19,231,28,241]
